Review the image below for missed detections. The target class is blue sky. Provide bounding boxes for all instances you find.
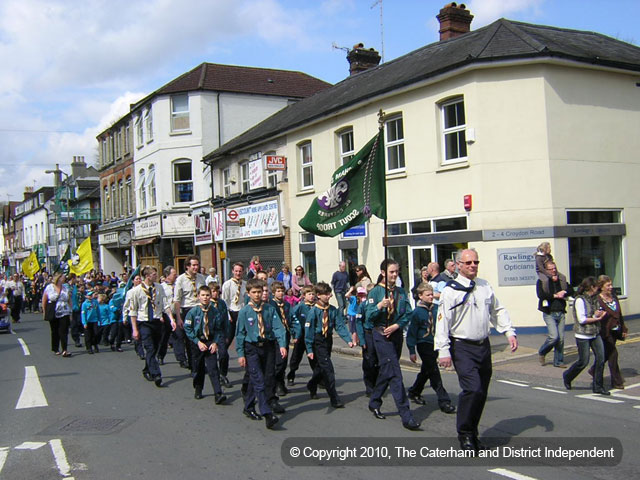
[1,0,639,202]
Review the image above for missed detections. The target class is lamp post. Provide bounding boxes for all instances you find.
[44,164,75,256]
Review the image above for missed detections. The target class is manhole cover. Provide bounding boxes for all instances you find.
[40,416,131,436]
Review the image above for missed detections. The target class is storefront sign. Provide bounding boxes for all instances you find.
[342,224,367,238]
[162,213,193,237]
[193,206,213,245]
[99,232,119,245]
[266,155,286,170]
[483,227,553,241]
[497,247,537,286]
[213,200,280,242]
[133,216,161,239]
[47,246,57,257]
[249,159,264,190]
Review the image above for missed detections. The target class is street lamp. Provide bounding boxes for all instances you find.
[44,164,75,256]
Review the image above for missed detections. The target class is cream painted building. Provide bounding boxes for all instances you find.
[206,9,640,328]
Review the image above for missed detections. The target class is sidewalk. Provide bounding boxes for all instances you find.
[332,317,640,369]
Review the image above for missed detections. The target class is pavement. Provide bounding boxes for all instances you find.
[332,317,640,369]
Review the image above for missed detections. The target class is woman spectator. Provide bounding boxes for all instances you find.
[276,265,292,291]
[562,276,608,395]
[290,265,312,297]
[592,275,627,389]
[347,264,372,296]
[411,266,430,301]
[247,255,263,279]
[42,273,73,357]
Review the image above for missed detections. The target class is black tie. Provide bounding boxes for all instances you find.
[447,280,475,310]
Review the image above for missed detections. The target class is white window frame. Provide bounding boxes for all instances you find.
[135,116,143,147]
[385,115,405,173]
[265,151,278,188]
[147,165,157,209]
[339,129,354,166]
[440,97,467,164]
[118,179,125,217]
[103,186,110,221]
[240,162,250,194]
[171,93,190,132]
[111,183,117,219]
[137,169,146,213]
[222,167,231,197]
[126,176,133,215]
[173,160,193,204]
[299,141,313,190]
[145,107,153,143]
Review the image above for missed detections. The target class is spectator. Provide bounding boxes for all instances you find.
[330,261,350,315]
[291,266,312,298]
[276,265,292,291]
[206,267,219,286]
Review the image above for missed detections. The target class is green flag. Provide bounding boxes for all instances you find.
[56,246,71,275]
[299,129,386,237]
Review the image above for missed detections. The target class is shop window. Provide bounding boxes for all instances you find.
[388,223,407,236]
[410,221,431,234]
[434,216,467,232]
[567,210,621,224]
[300,233,316,284]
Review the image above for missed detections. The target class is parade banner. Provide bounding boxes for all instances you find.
[299,130,386,237]
[22,251,40,279]
[68,237,94,275]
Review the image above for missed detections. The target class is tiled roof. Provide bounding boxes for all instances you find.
[132,63,331,110]
[205,18,640,161]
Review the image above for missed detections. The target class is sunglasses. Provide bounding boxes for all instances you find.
[460,260,480,265]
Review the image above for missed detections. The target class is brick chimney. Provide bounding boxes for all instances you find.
[347,43,381,76]
[437,2,473,41]
[23,186,34,201]
[71,155,87,179]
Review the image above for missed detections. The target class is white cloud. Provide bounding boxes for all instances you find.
[467,0,545,27]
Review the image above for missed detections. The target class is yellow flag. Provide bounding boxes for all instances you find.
[68,237,94,275]
[22,251,40,279]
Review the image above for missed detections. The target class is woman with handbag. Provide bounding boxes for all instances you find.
[42,273,73,357]
[593,275,627,389]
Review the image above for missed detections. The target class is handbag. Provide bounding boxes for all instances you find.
[44,302,56,322]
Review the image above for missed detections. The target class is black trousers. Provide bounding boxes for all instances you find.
[362,329,379,395]
[139,320,163,378]
[244,341,275,415]
[288,329,317,380]
[308,334,339,402]
[158,313,173,360]
[450,337,492,437]
[178,308,194,367]
[108,322,122,348]
[369,328,413,425]
[70,311,82,344]
[274,331,291,386]
[84,322,99,349]
[190,341,222,394]
[408,342,451,406]
[11,296,22,321]
[49,315,70,352]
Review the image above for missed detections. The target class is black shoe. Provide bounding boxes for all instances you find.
[369,407,386,420]
[139,355,145,361]
[110,345,116,352]
[179,361,189,369]
[154,376,163,387]
[87,349,94,355]
[75,343,82,348]
[593,389,611,396]
[270,401,286,414]
[243,409,262,421]
[440,403,456,414]
[215,393,227,405]
[158,357,164,365]
[264,413,279,430]
[194,389,204,400]
[287,377,294,386]
[220,376,232,388]
[94,345,99,353]
[403,419,421,431]
[459,435,478,453]
[143,371,154,382]
[408,392,426,405]
[563,374,572,390]
[307,383,319,400]
[331,399,345,409]
[365,391,371,398]
[276,383,288,396]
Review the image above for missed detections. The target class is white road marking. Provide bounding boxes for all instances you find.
[15,442,46,450]
[634,405,640,410]
[576,393,624,404]
[49,439,72,477]
[624,382,640,390]
[610,392,640,401]
[489,468,540,480]
[15,366,48,409]
[0,447,8,475]
[532,387,567,394]
[497,380,529,387]
[18,338,30,356]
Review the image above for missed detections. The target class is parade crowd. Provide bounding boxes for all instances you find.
[0,247,628,453]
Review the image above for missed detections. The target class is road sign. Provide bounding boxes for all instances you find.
[227,210,239,221]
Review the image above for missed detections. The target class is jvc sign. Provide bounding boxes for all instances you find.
[497,247,537,286]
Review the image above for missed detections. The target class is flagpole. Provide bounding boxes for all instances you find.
[377,109,390,309]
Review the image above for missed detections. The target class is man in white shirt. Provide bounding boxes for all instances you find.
[220,262,247,385]
[7,274,25,323]
[436,249,518,453]
[205,267,219,287]
[173,256,207,369]
[130,266,175,387]
[158,265,178,365]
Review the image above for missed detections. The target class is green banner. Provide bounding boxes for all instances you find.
[299,130,386,237]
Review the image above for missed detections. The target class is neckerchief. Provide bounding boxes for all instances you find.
[447,279,475,310]
[275,300,288,331]
[232,278,241,306]
[377,282,396,322]
[250,301,264,338]
[187,274,197,298]
[316,304,330,336]
[141,282,156,318]
[200,303,211,339]
[416,300,434,337]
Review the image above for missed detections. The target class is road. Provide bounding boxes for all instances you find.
[1,313,638,479]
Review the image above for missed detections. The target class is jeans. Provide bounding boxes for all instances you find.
[538,312,565,366]
[335,292,346,316]
[564,336,605,391]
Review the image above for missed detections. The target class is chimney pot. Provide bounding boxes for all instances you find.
[437,2,474,41]
[347,43,381,76]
